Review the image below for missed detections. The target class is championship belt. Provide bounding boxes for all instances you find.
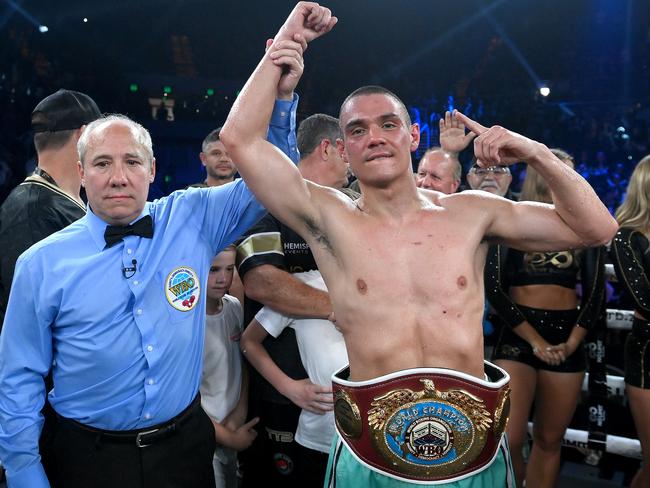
[332,361,510,484]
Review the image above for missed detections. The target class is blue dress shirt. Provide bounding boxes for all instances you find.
[0,96,299,488]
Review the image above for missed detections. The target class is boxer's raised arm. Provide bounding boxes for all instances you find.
[221,3,337,236]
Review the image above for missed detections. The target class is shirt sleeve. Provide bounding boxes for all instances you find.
[484,244,528,329]
[180,96,300,255]
[255,306,291,339]
[236,213,285,278]
[268,94,300,165]
[575,246,606,329]
[611,228,650,320]
[0,256,53,488]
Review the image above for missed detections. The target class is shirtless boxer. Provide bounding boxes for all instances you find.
[220,3,618,485]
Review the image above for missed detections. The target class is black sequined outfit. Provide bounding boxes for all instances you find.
[611,228,650,388]
[486,245,605,372]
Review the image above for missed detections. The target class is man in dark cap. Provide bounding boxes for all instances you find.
[0,89,101,327]
[0,88,100,484]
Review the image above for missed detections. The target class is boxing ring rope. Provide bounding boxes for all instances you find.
[527,423,642,460]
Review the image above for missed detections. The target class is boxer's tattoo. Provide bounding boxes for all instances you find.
[302,216,335,256]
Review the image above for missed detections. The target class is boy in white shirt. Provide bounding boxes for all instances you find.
[201,245,259,488]
[241,270,348,486]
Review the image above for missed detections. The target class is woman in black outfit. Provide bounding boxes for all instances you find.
[486,149,605,488]
[610,154,650,488]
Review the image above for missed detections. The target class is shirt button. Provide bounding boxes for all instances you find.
[148,378,155,385]
[137,309,143,315]
[127,249,133,255]
[147,345,153,352]
[280,111,286,117]
[144,413,151,420]
[133,280,139,285]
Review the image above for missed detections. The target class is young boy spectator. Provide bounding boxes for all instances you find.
[201,245,259,488]
[240,270,348,486]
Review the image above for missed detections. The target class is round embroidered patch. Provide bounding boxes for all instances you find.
[273,453,294,475]
[165,266,200,311]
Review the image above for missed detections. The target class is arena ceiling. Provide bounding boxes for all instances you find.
[3,0,649,116]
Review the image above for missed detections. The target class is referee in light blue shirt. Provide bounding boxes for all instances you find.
[0,91,299,487]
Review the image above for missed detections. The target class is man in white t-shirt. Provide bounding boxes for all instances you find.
[201,245,260,488]
[240,270,348,486]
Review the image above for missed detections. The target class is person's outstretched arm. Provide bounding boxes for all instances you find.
[220,3,337,239]
[241,318,333,415]
[454,111,618,250]
[243,265,331,319]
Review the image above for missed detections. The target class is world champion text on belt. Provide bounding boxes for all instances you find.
[370,380,493,475]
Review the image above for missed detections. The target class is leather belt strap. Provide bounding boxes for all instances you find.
[57,394,202,448]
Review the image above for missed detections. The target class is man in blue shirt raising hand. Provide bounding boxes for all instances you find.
[0,62,300,488]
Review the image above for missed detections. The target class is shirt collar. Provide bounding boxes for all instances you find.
[84,203,152,250]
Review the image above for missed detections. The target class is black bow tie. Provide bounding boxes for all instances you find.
[104,215,154,248]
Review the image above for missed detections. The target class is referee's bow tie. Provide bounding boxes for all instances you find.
[104,215,154,247]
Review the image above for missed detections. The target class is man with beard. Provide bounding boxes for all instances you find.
[190,128,239,188]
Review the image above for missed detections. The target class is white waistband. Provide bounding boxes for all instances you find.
[332,360,510,390]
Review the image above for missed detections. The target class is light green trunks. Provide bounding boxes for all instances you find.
[324,435,515,487]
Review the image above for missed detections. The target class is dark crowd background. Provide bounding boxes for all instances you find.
[0,0,649,207]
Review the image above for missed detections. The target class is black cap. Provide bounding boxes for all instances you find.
[31,89,101,133]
